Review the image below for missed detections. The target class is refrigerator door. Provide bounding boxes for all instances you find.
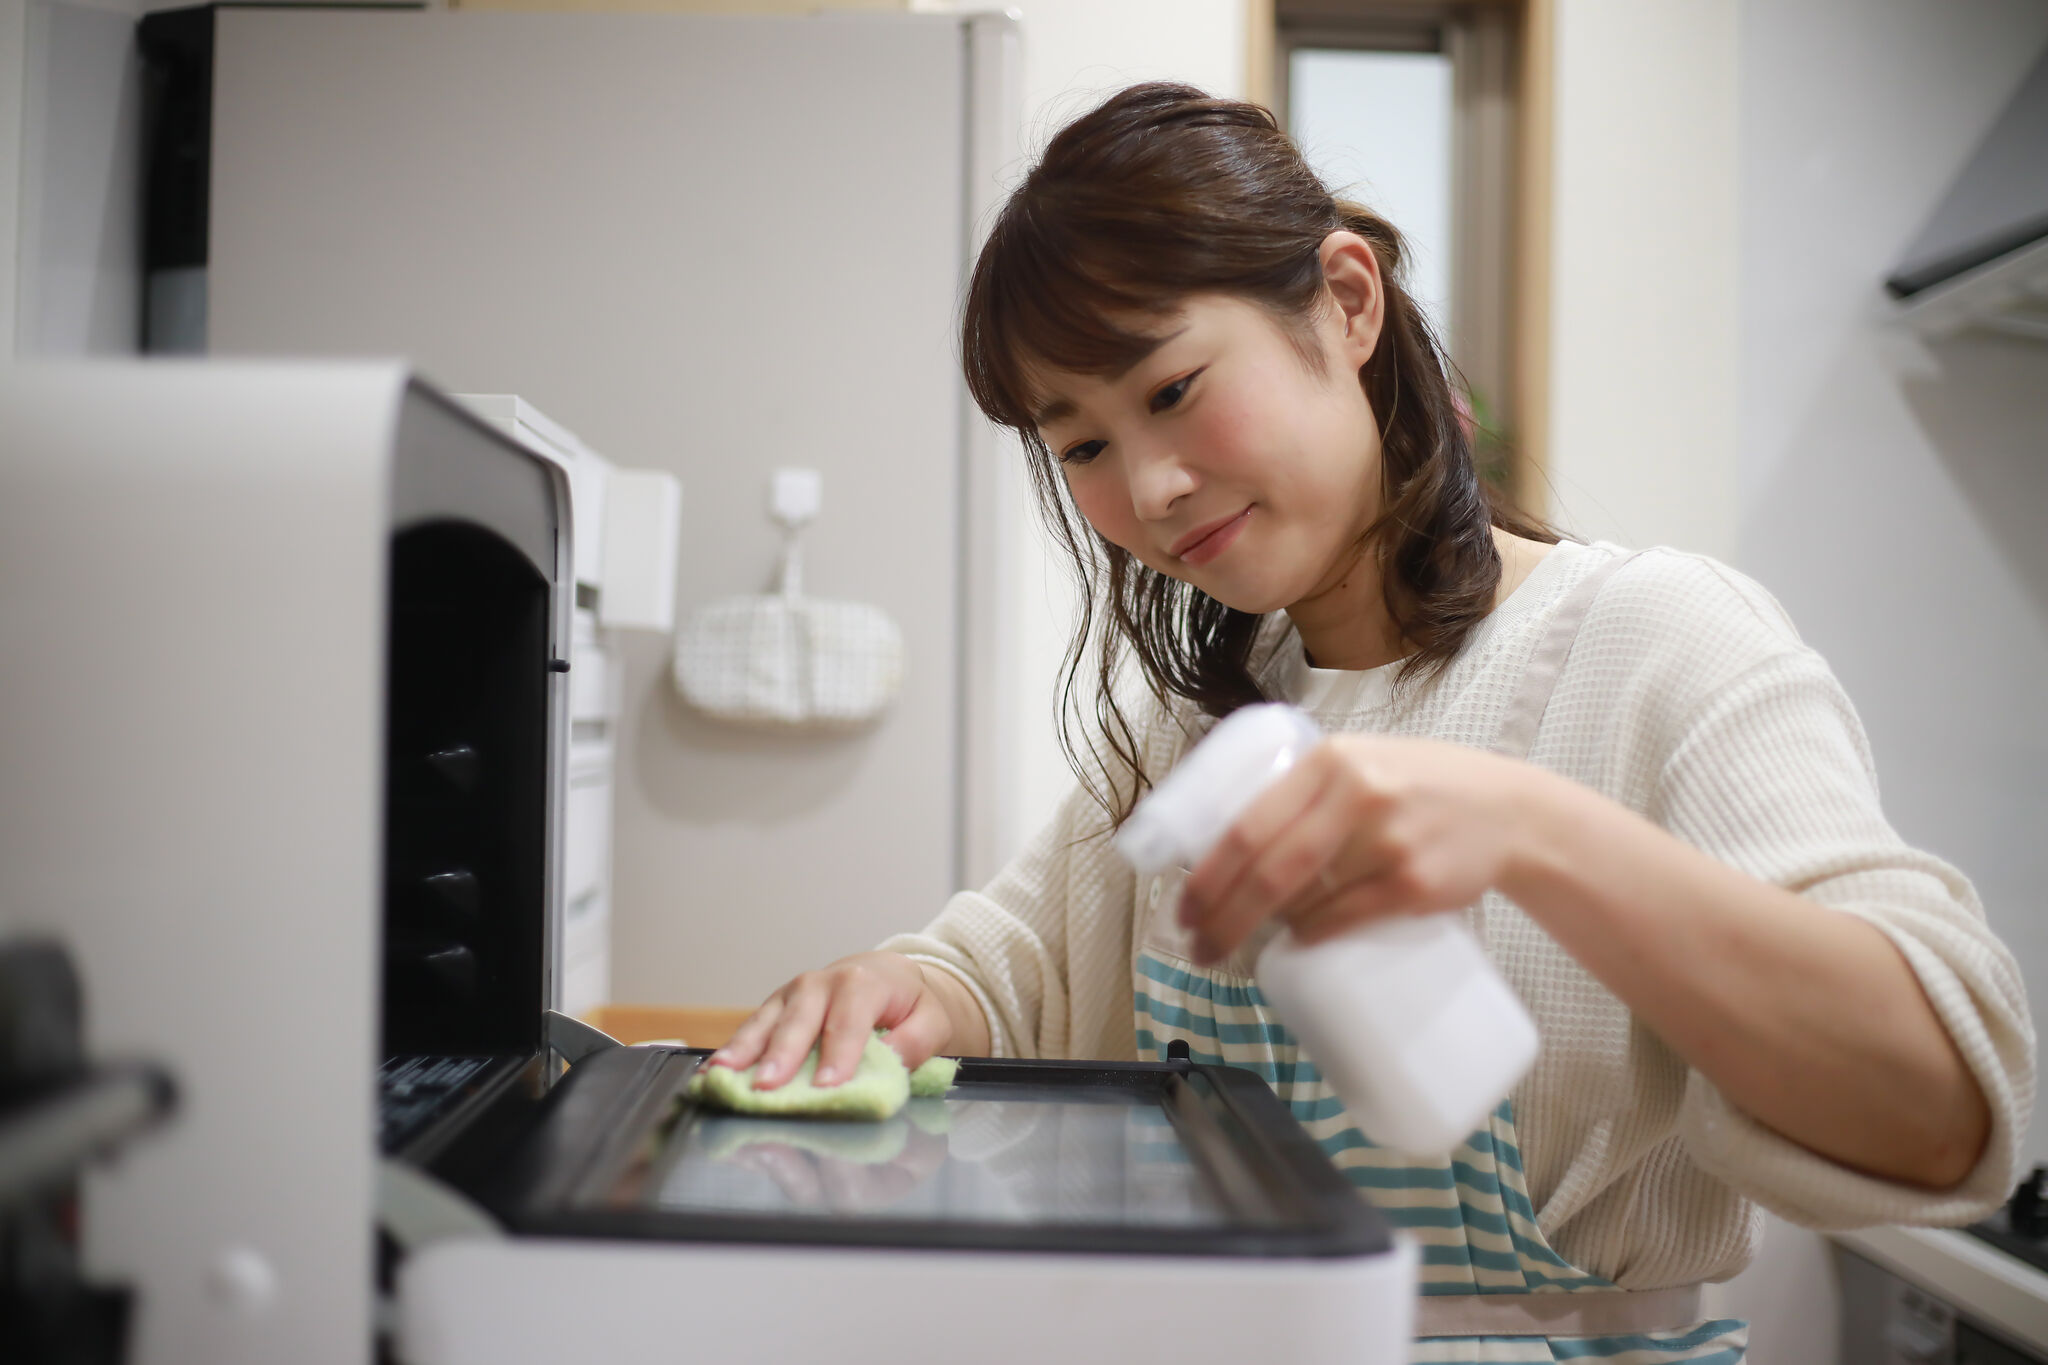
[204,10,1019,1009]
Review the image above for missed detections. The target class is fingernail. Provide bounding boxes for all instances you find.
[756,1064,778,1084]
[815,1067,837,1085]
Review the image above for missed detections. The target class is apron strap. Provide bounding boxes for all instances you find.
[1492,547,1648,763]
[1413,1284,1705,1339]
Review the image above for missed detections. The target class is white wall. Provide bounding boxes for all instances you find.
[985,0,1250,863]
[1544,0,1739,562]
[1721,3,2048,1359]
[1009,1,1246,166]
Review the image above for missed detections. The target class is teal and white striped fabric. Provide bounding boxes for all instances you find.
[1132,951,1749,1365]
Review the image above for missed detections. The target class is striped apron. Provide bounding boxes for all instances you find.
[1130,550,1749,1364]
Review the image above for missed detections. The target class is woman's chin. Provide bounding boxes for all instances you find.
[1151,558,1294,615]
[1193,578,1292,616]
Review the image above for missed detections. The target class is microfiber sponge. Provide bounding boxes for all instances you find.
[688,1034,910,1120]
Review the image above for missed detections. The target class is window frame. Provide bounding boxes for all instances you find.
[1272,1,1536,509]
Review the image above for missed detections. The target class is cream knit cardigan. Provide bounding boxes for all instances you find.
[881,540,2034,1287]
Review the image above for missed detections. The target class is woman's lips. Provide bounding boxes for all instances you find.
[1174,507,1252,567]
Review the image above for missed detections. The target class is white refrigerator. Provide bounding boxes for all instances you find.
[198,8,1026,1011]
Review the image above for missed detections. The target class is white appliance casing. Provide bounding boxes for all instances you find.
[397,1237,1421,1365]
[0,363,1418,1365]
[0,362,571,1365]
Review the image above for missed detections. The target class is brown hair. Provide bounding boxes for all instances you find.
[961,82,1554,824]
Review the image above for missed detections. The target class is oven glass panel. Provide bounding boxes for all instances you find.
[646,1083,1229,1227]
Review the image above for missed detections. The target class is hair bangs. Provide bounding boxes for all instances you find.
[966,209,1186,435]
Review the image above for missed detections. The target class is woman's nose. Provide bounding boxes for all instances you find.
[1125,436,1197,522]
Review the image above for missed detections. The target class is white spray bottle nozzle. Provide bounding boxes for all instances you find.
[1114,703,1323,877]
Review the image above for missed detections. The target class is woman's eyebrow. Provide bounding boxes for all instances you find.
[1030,326,1190,428]
[1034,394,1079,427]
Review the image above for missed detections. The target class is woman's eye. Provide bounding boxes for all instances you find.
[1059,440,1106,466]
[1150,369,1202,414]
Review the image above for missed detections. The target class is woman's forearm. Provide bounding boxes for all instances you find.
[1499,765,1990,1189]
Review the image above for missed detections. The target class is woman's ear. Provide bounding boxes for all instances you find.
[1318,231,1385,368]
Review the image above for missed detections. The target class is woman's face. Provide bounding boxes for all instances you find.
[1029,246,1387,616]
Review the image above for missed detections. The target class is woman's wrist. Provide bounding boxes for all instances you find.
[913,960,992,1056]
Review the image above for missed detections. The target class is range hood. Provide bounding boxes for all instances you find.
[1887,47,2048,342]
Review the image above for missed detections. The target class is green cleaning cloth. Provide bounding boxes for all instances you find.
[909,1055,959,1097]
[687,1034,961,1121]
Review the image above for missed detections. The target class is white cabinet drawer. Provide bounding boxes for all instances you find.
[569,643,611,723]
[563,776,611,907]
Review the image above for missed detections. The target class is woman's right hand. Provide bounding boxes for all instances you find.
[707,951,965,1090]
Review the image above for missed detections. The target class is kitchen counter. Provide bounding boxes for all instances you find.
[1831,1224,2048,1353]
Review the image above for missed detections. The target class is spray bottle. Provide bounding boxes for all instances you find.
[1114,703,1539,1156]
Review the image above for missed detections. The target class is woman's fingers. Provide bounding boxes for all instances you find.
[814,967,896,1085]
[753,974,832,1089]
[705,954,950,1092]
[1178,764,1325,962]
[1180,758,1322,920]
[1285,872,1413,943]
[708,995,785,1071]
[1186,757,1372,963]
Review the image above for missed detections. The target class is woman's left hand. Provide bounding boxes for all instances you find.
[1177,735,1535,965]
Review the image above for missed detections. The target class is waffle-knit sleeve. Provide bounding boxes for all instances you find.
[874,780,1131,1060]
[1632,561,2035,1229]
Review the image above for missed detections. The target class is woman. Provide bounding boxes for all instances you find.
[709,83,2032,1362]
